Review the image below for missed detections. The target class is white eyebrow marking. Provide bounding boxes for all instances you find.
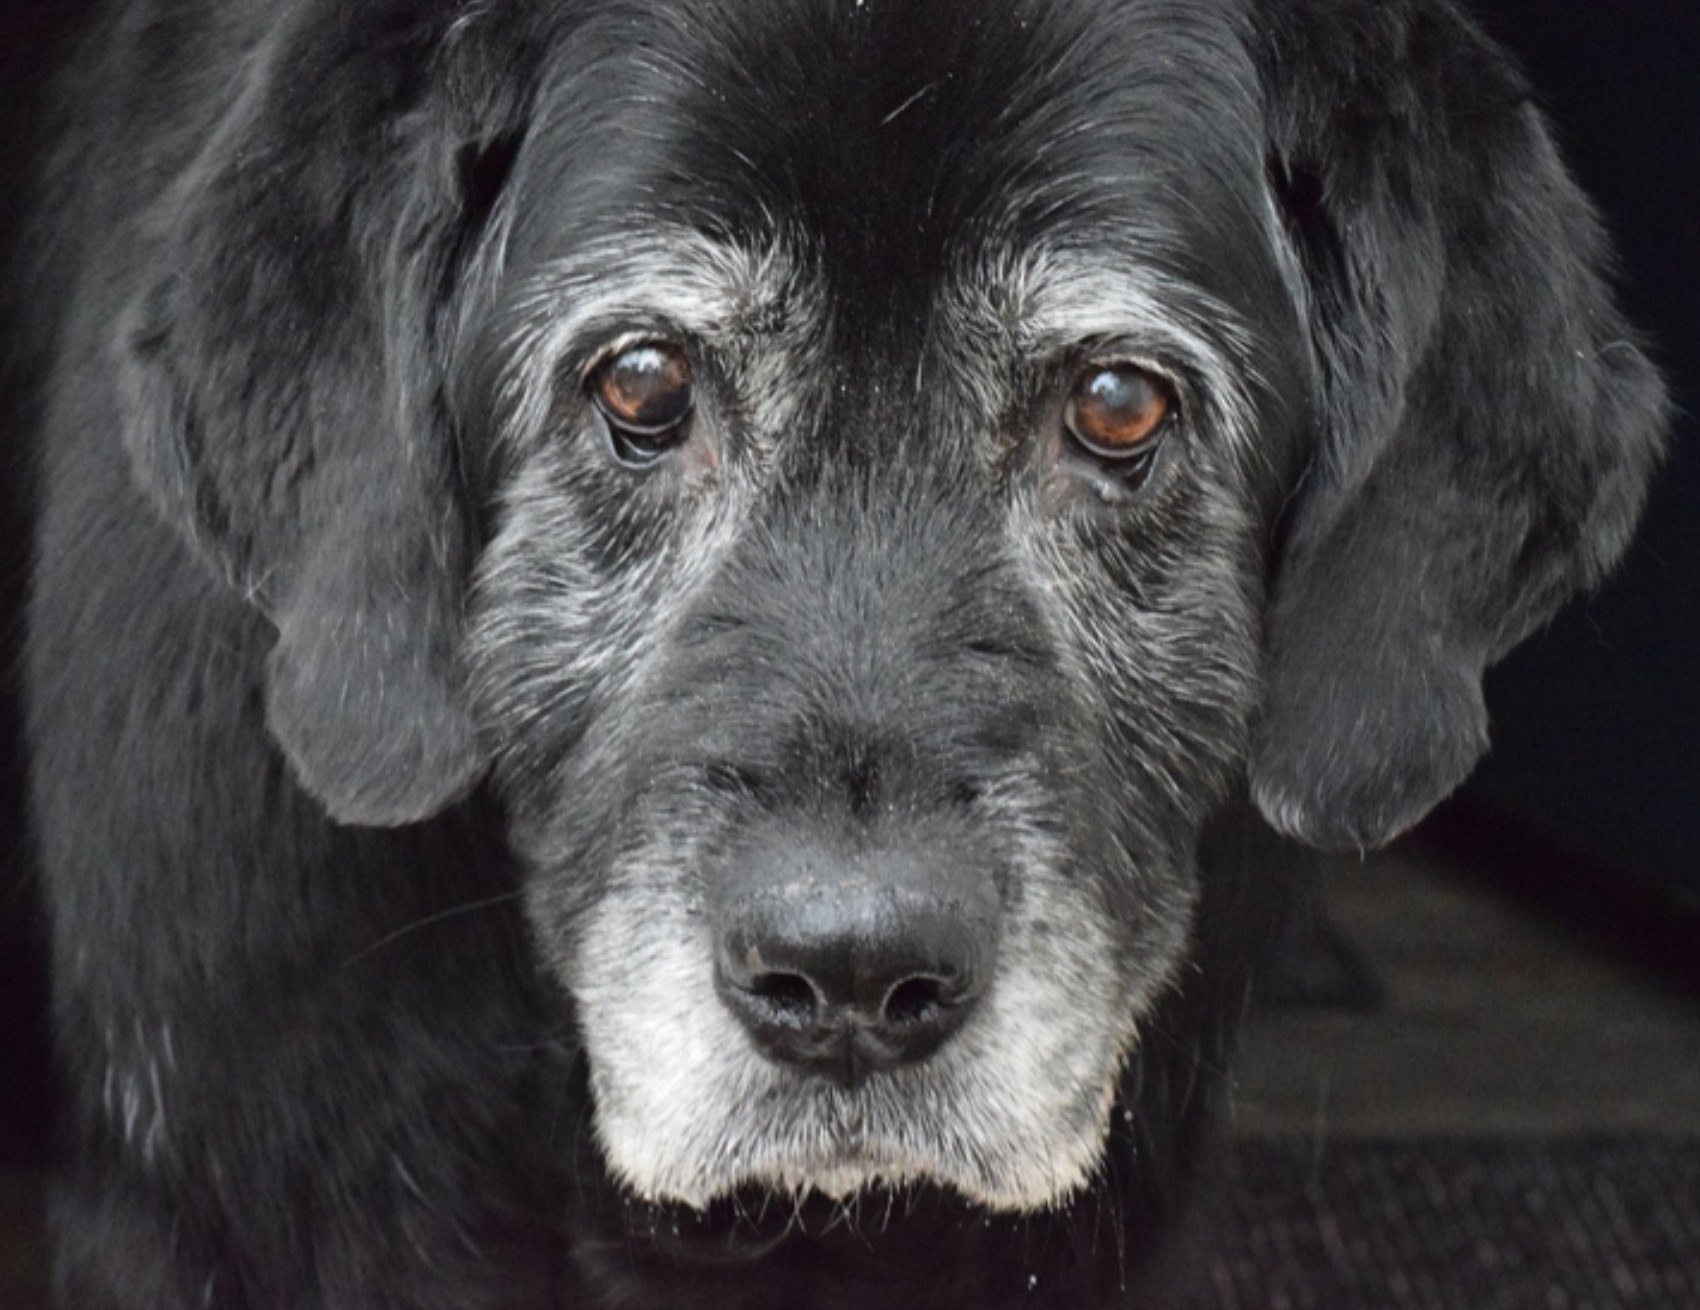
[494,227,823,450]
[941,238,1268,462]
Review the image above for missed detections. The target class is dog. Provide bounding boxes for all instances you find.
[17,0,1665,1305]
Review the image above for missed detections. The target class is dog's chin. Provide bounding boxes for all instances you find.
[608,1146,1108,1218]
[684,1137,1105,1215]
[589,1059,1124,1215]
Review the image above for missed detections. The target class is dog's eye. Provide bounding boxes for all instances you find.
[590,342,695,465]
[1064,365,1173,463]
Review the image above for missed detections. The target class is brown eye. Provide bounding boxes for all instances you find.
[1063,364,1173,462]
[590,342,695,465]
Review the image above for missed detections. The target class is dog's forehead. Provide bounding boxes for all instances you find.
[515,0,1279,318]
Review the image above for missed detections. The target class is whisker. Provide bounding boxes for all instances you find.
[341,889,527,968]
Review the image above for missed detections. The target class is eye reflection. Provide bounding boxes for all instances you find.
[1064,364,1172,460]
[590,342,695,464]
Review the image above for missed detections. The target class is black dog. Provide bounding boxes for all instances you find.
[18,0,1665,1305]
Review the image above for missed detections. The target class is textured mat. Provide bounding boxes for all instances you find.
[1190,1137,1700,1309]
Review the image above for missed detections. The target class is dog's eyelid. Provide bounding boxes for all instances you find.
[575,328,691,382]
[1036,336,1191,403]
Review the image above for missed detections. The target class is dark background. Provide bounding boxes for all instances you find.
[1,0,1696,1174]
[1461,2,1700,904]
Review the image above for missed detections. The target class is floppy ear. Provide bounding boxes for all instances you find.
[115,14,530,826]
[1249,4,1667,852]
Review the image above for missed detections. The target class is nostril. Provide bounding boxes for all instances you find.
[746,970,820,1025]
[882,975,950,1027]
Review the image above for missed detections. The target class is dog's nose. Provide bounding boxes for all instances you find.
[714,859,997,1088]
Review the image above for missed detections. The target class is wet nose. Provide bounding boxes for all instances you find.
[714,849,999,1088]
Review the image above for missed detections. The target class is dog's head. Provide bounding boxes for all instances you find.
[114,0,1664,1211]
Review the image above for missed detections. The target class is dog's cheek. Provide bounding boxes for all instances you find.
[1008,484,1265,840]
[466,443,737,816]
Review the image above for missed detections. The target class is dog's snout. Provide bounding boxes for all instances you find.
[714,846,1000,1087]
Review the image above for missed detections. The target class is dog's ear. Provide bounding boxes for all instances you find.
[116,16,530,826]
[1249,6,1666,851]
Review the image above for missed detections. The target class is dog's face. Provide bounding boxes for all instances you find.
[460,1,1310,1209]
[112,0,1665,1223]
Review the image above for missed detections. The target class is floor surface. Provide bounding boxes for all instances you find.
[1233,840,1700,1139]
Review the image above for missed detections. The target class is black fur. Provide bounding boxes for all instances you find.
[17,1,1664,1307]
